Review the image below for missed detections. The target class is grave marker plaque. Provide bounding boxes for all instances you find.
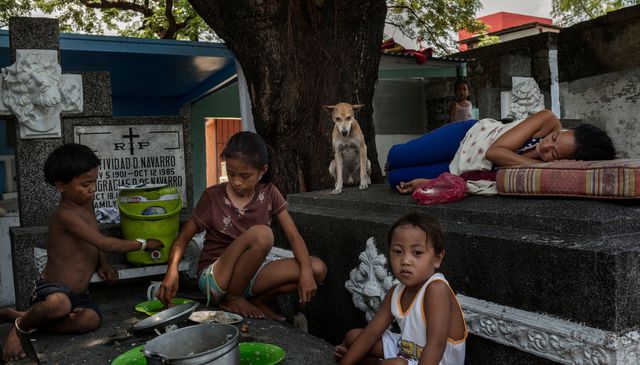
[73,124,186,210]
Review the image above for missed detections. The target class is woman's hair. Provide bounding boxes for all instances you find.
[572,124,616,161]
[221,131,273,183]
[44,143,101,186]
[387,211,445,255]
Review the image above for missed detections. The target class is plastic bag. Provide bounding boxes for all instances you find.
[411,172,466,205]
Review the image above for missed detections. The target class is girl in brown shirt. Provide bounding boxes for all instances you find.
[157,132,326,320]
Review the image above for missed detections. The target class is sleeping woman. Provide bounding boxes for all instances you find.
[386,110,616,194]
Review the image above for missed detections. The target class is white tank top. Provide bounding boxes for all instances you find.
[453,101,473,122]
[390,273,467,365]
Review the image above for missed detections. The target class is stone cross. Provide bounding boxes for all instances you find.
[0,49,83,139]
[1,17,111,227]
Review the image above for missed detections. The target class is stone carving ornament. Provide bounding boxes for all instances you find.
[461,294,639,364]
[345,237,397,321]
[0,49,82,139]
[501,76,544,121]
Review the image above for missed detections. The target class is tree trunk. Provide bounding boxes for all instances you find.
[188,0,386,195]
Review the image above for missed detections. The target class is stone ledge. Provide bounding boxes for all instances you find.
[89,262,190,283]
[285,185,640,345]
[288,184,640,236]
[461,295,640,364]
[0,282,334,364]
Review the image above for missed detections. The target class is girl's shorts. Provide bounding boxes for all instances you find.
[197,253,283,304]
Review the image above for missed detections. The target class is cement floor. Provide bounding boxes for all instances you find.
[0,282,334,365]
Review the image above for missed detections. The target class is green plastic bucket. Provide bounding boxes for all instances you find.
[118,184,182,265]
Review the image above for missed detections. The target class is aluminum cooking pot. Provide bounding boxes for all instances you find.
[143,324,239,365]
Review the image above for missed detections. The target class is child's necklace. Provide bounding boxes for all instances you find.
[226,185,255,216]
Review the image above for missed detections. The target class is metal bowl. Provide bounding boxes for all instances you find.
[132,301,199,334]
[144,324,239,365]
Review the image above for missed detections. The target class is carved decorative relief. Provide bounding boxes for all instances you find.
[500,76,544,121]
[460,295,640,364]
[0,49,83,139]
[33,247,47,274]
[345,237,397,321]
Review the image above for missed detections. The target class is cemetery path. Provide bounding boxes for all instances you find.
[0,282,333,364]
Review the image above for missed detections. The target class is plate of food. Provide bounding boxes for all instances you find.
[134,298,194,316]
[189,310,243,324]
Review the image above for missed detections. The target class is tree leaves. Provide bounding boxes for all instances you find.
[551,0,640,26]
[2,0,484,52]
[386,0,483,54]
[1,0,218,41]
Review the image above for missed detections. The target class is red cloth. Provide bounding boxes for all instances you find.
[459,170,497,182]
[381,39,433,65]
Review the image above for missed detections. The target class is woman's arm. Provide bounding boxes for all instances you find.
[419,281,451,365]
[339,290,395,365]
[485,110,561,166]
[276,209,316,305]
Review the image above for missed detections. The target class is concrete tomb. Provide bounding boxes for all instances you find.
[1,17,193,310]
[286,184,640,364]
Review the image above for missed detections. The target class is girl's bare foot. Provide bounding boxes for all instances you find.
[253,302,285,322]
[219,295,265,319]
[0,308,23,323]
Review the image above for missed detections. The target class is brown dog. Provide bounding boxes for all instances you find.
[323,103,371,194]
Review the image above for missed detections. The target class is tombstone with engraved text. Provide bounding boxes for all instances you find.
[73,122,188,212]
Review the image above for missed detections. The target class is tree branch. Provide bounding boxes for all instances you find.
[79,0,153,17]
[162,0,177,38]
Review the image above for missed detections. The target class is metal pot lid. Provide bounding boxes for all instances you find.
[132,301,199,334]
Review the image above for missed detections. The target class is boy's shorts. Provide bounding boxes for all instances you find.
[382,330,418,365]
[31,278,102,319]
[197,253,283,304]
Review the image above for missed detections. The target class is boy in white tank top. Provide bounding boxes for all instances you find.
[334,211,467,365]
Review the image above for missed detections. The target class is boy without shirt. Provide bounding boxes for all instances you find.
[0,143,163,362]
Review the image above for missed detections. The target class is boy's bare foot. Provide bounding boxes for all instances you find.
[0,308,23,323]
[219,295,265,319]
[252,302,285,322]
[2,326,26,362]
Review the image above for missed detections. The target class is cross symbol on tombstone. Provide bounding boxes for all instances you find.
[0,49,83,139]
[122,127,140,156]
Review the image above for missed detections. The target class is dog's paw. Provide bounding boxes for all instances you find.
[359,182,369,190]
[332,187,343,194]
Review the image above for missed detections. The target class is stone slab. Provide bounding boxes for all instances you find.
[0,281,333,365]
[283,184,640,345]
[16,139,63,227]
[67,71,113,117]
[62,116,194,213]
[500,55,531,88]
[8,17,59,61]
[477,88,502,119]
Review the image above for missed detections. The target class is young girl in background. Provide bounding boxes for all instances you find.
[157,131,326,320]
[448,79,473,123]
[334,211,466,365]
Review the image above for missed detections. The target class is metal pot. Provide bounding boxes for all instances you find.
[143,323,239,365]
